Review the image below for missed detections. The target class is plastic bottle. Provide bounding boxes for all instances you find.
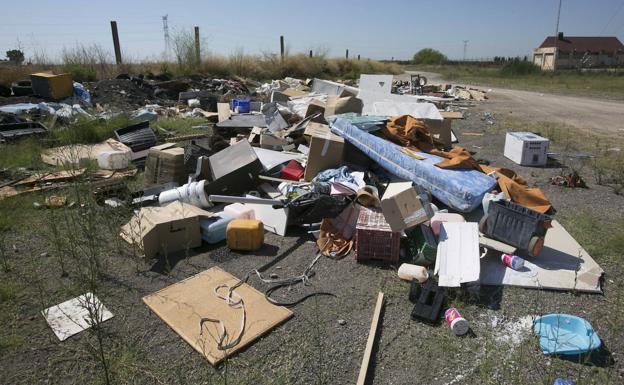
[200,213,235,244]
[224,203,255,220]
[501,253,525,270]
[397,263,429,283]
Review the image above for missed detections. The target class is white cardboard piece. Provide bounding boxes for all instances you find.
[372,102,442,120]
[434,222,480,287]
[359,74,393,94]
[479,220,604,293]
[42,293,114,341]
[252,147,305,171]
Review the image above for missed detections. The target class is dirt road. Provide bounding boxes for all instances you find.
[400,71,624,135]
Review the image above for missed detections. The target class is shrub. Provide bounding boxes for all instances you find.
[62,64,97,82]
[413,48,447,64]
[500,60,540,76]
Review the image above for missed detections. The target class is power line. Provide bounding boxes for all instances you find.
[599,0,624,35]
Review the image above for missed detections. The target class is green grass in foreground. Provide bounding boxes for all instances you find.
[406,64,624,100]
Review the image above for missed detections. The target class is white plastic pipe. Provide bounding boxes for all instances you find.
[158,180,210,208]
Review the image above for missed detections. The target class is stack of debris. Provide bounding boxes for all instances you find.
[0,70,603,375]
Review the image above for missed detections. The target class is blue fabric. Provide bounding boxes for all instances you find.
[330,117,497,212]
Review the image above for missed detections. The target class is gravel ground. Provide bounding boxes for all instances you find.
[1,105,623,385]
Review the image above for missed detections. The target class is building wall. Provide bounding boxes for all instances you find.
[532,47,556,70]
[532,46,624,70]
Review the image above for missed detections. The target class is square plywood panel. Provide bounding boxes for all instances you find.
[143,267,292,365]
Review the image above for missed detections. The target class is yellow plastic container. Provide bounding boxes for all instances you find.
[30,72,73,100]
[226,219,264,251]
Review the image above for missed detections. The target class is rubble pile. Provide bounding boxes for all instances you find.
[0,70,603,382]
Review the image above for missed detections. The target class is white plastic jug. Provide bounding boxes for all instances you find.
[398,263,429,283]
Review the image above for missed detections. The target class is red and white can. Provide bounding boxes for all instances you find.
[501,253,525,270]
[445,308,469,336]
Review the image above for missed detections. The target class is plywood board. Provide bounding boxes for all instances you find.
[14,168,86,186]
[440,111,464,119]
[479,220,604,293]
[143,267,293,365]
[42,292,114,341]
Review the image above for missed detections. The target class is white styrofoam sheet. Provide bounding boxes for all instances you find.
[359,74,393,94]
[358,90,448,115]
[372,101,442,120]
[41,292,113,341]
[479,220,604,293]
[434,222,480,287]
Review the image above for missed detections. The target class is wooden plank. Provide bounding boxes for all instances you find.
[357,292,385,385]
[440,111,464,119]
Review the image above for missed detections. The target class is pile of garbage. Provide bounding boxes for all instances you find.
[0,71,603,381]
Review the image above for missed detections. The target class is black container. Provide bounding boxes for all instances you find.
[480,200,552,257]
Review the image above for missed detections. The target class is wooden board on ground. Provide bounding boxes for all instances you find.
[440,111,464,119]
[14,168,86,186]
[357,292,385,385]
[142,267,293,365]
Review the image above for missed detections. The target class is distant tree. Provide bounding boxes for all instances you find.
[6,49,24,65]
[412,48,447,64]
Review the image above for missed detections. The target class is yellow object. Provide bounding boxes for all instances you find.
[30,72,73,100]
[226,219,264,251]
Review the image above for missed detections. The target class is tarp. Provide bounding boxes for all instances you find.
[330,118,497,212]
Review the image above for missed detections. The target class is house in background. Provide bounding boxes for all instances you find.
[532,33,624,70]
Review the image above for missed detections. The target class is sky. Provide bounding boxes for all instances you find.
[1,0,623,63]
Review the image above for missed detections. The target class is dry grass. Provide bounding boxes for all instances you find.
[1,50,400,87]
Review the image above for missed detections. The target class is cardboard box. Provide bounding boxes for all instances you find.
[144,143,187,187]
[204,139,262,195]
[324,95,363,117]
[304,100,327,122]
[504,132,549,166]
[303,122,331,138]
[381,181,430,232]
[303,128,344,181]
[30,72,73,100]
[260,134,288,150]
[120,202,214,259]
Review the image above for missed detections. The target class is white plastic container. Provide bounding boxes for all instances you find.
[224,203,255,220]
[158,180,210,208]
[200,213,235,244]
[397,263,429,283]
[504,132,549,166]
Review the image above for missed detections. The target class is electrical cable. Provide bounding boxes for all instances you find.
[199,239,335,351]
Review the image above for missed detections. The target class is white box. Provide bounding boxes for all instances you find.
[504,132,549,166]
